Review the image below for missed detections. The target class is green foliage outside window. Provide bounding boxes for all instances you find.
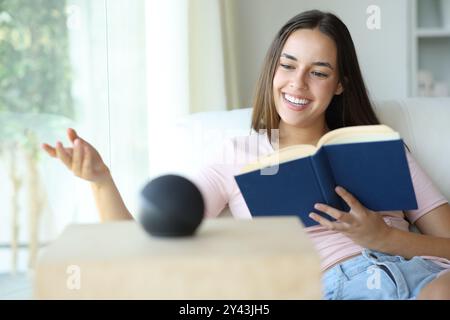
[0,1,75,271]
[0,0,73,118]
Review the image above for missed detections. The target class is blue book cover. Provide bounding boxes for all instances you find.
[234,135,418,227]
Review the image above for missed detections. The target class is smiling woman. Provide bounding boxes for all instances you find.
[211,10,450,299]
[39,7,450,300]
[273,29,344,147]
[251,11,380,150]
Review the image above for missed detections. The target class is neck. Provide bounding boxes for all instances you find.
[277,119,329,149]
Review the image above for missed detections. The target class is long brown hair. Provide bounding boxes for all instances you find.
[251,10,380,141]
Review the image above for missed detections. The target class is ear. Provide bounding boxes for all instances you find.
[335,81,344,95]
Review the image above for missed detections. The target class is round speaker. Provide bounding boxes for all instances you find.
[138,174,204,237]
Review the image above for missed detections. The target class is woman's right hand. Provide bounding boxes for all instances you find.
[42,128,111,184]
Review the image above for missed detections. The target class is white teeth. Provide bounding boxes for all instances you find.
[284,93,310,105]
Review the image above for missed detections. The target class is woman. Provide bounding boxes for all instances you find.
[43,10,450,299]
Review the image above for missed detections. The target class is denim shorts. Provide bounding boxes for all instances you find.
[322,249,447,299]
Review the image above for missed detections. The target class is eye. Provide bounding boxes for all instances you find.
[311,71,328,78]
[280,63,294,70]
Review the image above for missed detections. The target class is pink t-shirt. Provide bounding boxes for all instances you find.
[191,132,449,271]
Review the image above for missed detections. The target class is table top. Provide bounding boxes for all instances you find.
[34,217,323,299]
[38,216,319,263]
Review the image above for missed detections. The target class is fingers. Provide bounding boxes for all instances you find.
[42,143,73,158]
[55,141,73,170]
[46,129,97,177]
[42,143,56,157]
[72,139,84,176]
[67,128,79,144]
[310,200,354,230]
[67,128,95,149]
[309,212,348,231]
[335,186,363,211]
[314,203,353,224]
[42,127,79,157]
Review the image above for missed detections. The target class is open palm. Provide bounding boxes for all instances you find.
[42,128,111,183]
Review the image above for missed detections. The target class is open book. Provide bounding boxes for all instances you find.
[234,125,418,227]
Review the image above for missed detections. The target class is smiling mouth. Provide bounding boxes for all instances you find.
[282,93,312,110]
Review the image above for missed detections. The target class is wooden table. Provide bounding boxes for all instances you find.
[34,217,322,299]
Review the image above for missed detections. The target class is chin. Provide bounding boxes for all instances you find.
[276,107,307,127]
[281,118,309,128]
[278,113,308,127]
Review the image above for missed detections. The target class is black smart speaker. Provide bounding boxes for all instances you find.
[138,174,204,237]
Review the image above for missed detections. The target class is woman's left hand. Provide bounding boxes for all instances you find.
[309,186,392,249]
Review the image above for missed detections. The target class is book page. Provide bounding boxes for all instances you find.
[317,125,399,147]
[241,144,317,173]
[240,125,399,174]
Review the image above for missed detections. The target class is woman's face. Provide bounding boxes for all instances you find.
[273,28,343,128]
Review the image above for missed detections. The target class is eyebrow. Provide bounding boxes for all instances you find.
[280,53,334,70]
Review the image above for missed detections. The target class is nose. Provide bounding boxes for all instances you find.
[289,69,308,90]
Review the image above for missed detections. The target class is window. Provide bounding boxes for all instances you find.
[0,0,148,273]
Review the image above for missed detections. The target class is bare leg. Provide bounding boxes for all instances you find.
[417,270,450,300]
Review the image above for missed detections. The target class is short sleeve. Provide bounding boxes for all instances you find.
[404,150,448,224]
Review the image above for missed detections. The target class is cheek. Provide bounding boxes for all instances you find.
[313,79,340,98]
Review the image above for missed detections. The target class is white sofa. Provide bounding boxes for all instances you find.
[374,98,450,200]
[166,98,450,205]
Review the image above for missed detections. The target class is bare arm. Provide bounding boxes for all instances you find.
[310,186,450,259]
[91,175,133,222]
[375,203,450,259]
[42,128,133,222]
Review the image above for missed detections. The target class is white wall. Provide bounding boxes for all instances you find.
[230,0,410,107]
